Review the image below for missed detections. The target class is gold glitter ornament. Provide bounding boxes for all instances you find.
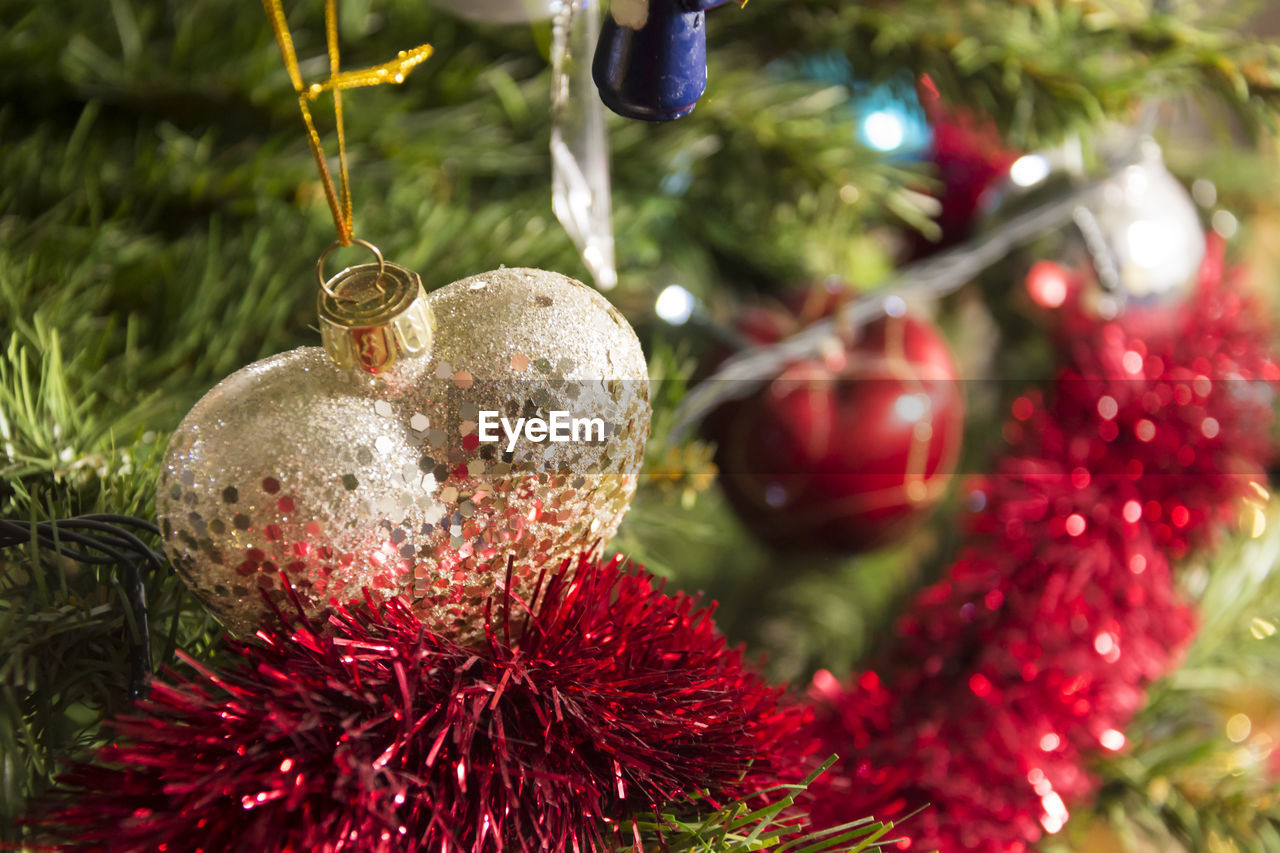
[157,264,650,636]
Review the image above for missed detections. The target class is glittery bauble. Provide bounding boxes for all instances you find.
[704,294,963,553]
[157,268,650,636]
[982,140,1204,323]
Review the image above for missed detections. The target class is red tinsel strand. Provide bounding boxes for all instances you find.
[35,554,810,852]
[806,236,1278,851]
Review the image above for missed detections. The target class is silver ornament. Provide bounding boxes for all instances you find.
[157,266,650,637]
[1079,151,1204,314]
[985,139,1204,319]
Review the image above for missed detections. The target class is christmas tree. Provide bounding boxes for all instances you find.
[5,0,1280,849]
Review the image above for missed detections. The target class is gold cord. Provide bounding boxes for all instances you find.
[262,0,432,246]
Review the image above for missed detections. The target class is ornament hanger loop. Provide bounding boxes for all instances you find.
[316,238,386,301]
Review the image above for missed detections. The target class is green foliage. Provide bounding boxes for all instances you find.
[634,759,902,852]
[0,511,222,830]
[3,0,1280,846]
[720,0,1280,149]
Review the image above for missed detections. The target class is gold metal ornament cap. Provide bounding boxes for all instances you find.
[317,240,433,373]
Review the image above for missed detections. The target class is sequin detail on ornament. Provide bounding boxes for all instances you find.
[157,268,651,638]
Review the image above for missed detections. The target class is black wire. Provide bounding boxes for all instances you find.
[54,518,168,575]
[0,515,164,698]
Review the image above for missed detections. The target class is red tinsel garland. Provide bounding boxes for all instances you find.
[36,555,808,852]
[805,236,1280,851]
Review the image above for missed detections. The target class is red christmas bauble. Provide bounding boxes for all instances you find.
[705,303,964,553]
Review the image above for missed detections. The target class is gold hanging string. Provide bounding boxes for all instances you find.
[262,0,432,246]
[324,0,351,239]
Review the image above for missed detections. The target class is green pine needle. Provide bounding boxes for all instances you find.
[631,758,904,852]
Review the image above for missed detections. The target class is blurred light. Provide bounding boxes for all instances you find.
[1192,178,1218,208]
[788,58,931,159]
[1251,506,1268,538]
[1039,791,1069,834]
[863,110,906,152]
[1126,220,1166,269]
[655,284,695,325]
[1026,261,1069,309]
[884,294,907,317]
[1099,729,1126,751]
[1212,209,1239,239]
[1009,154,1051,187]
[1227,713,1252,743]
[894,393,929,422]
[1040,733,1061,752]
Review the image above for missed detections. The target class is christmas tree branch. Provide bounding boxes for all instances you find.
[717,0,1280,147]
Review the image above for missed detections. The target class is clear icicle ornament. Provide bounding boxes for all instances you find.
[551,0,617,290]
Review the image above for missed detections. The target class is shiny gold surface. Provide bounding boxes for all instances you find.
[318,261,434,373]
